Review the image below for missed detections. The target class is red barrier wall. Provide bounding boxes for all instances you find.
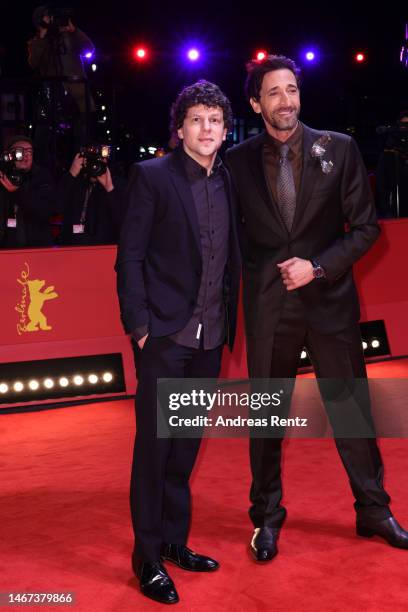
[1,219,407,408]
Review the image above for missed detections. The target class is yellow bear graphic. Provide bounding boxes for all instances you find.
[26,279,58,332]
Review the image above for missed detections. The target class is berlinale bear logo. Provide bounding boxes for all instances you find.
[15,262,58,335]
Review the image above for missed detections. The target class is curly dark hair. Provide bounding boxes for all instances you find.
[245,55,301,102]
[170,80,233,136]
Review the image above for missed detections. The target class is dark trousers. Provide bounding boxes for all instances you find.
[131,336,223,562]
[248,292,391,529]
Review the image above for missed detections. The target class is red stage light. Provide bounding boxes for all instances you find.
[355,53,365,63]
[134,47,147,60]
[255,50,267,61]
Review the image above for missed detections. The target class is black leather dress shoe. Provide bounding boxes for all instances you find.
[161,543,219,571]
[356,516,408,549]
[250,527,280,562]
[133,559,179,604]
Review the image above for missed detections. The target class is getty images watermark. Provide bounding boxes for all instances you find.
[156,378,408,439]
[166,387,308,429]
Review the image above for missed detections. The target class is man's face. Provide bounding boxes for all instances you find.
[11,141,34,172]
[250,69,300,137]
[177,104,227,165]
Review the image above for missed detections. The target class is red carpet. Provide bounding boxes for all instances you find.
[0,360,408,611]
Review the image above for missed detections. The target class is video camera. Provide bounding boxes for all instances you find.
[0,149,26,187]
[79,144,111,179]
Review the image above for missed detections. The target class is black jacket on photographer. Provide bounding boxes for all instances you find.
[0,164,57,248]
[28,27,93,80]
[59,170,125,246]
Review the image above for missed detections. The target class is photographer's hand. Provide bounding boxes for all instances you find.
[0,172,19,193]
[69,154,84,178]
[97,167,114,192]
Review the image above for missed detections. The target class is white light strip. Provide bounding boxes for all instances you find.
[1,369,117,397]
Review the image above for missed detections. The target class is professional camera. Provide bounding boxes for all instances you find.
[79,144,111,179]
[33,5,74,33]
[0,149,26,187]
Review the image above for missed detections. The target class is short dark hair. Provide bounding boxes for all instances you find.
[170,80,233,136]
[245,55,301,102]
[6,134,34,150]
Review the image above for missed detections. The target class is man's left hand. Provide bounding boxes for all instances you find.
[277,257,314,291]
[97,167,114,192]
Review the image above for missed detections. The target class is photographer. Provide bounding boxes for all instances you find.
[59,147,125,245]
[375,110,408,219]
[28,6,95,165]
[0,135,57,248]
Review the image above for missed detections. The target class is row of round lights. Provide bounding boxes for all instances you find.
[133,46,202,62]
[363,339,381,350]
[300,339,381,360]
[0,372,114,394]
[255,49,366,63]
[131,46,368,64]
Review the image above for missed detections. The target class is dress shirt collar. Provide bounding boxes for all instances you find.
[181,146,223,180]
[264,121,303,157]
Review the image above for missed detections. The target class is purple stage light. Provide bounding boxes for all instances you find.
[305,51,315,61]
[187,48,200,61]
[83,50,94,60]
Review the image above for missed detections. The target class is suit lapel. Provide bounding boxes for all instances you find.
[168,148,202,257]
[291,124,322,233]
[247,134,289,237]
[221,167,240,259]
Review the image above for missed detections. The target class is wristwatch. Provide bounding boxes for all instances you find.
[311,259,326,279]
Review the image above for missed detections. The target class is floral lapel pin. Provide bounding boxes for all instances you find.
[310,132,334,174]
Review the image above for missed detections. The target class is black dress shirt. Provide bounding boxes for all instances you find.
[133,148,230,349]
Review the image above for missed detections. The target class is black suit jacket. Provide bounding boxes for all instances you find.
[115,147,241,350]
[59,172,125,245]
[0,164,57,248]
[225,123,380,339]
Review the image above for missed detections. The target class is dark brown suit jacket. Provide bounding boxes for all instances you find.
[225,123,379,351]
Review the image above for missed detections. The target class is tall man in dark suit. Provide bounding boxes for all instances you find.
[116,80,241,604]
[226,55,408,562]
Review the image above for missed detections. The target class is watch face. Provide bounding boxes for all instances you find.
[313,266,324,279]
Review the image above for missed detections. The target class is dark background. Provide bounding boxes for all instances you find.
[1,1,407,166]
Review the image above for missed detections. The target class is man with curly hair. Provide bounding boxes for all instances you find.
[116,80,241,604]
[226,54,408,562]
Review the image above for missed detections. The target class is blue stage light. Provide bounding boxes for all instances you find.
[187,48,200,62]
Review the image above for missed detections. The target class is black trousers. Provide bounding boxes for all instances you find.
[131,336,223,562]
[248,292,391,529]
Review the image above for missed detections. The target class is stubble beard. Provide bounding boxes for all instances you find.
[266,108,300,132]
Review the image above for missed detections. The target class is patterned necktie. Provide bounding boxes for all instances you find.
[276,143,296,231]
